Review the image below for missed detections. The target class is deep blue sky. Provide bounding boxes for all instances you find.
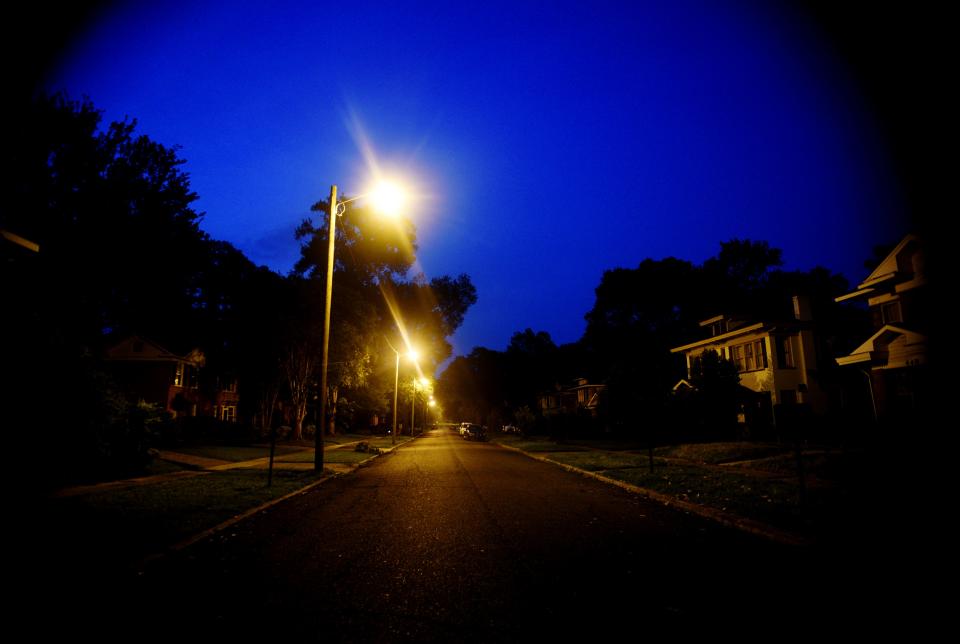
[41,0,913,360]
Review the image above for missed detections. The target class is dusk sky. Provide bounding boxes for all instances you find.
[38,0,917,361]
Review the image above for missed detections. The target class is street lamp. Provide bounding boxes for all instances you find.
[316,181,407,472]
[386,341,418,445]
[411,376,430,436]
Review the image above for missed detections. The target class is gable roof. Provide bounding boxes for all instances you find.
[835,325,926,366]
[106,335,206,366]
[835,234,922,303]
[670,322,767,354]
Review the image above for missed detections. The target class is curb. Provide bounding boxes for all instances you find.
[137,434,420,572]
[495,441,810,546]
[137,472,336,572]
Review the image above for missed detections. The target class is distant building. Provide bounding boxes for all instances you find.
[670,295,828,430]
[834,234,927,423]
[105,335,239,421]
[538,378,606,416]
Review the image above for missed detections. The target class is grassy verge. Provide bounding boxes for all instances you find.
[653,442,791,464]
[41,468,329,569]
[493,435,872,541]
[495,434,588,452]
[273,436,413,463]
[276,449,375,465]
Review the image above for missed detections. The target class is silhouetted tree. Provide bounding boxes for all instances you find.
[4,93,210,481]
[293,197,476,436]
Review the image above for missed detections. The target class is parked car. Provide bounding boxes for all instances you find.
[462,424,486,441]
[501,424,520,434]
[459,422,471,437]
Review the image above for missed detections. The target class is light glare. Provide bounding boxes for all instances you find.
[368,180,407,217]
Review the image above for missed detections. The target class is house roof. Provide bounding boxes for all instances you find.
[835,325,927,366]
[670,322,767,353]
[835,234,921,303]
[106,335,206,366]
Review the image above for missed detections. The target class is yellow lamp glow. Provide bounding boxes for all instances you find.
[368,180,407,217]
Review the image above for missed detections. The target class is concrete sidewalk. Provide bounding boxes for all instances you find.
[52,438,410,498]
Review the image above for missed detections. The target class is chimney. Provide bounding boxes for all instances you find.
[792,295,812,321]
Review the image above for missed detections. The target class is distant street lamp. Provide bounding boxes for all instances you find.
[411,377,417,436]
[316,182,407,472]
[386,341,418,445]
[411,376,430,436]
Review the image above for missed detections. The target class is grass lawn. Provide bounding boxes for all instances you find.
[367,435,414,449]
[144,458,192,476]
[538,450,650,471]
[41,468,328,568]
[596,462,812,528]
[654,442,792,464]
[494,435,588,452]
[726,448,870,482]
[490,436,876,540]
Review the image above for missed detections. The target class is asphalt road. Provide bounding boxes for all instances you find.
[47,428,894,640]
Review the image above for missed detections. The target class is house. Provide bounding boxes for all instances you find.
[669,295,828,429]
[834,234,927,423]
[105,335,239,421]
[538,378,606,416]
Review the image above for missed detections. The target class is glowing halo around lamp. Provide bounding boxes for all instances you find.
[367,180,407,217]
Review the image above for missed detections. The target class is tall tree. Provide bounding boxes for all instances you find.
[4,93,210,479]
[292,197,476,436]
[7,93,210,344]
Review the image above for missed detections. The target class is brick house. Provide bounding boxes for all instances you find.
[105,336,239,421]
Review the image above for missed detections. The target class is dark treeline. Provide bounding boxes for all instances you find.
[438,238,872,441]
[2,94,475,486]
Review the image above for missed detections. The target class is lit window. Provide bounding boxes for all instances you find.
[173,363,184,387]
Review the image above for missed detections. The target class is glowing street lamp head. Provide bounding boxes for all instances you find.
[407,348,420,362]
[367,180,407,217]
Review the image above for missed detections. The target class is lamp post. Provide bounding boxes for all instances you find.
[386,341,418,445]
[315,181,407,472]
[410,377,417,436]
[315,185,338,472]
[392,347,399,445]
[411,376,430,436]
